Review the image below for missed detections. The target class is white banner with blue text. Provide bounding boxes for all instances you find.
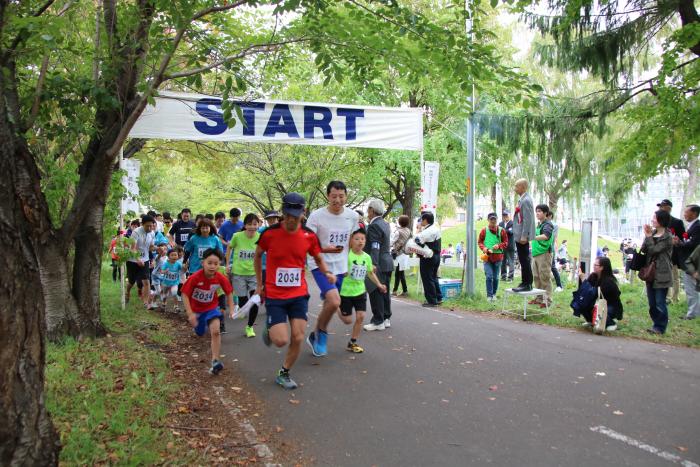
[129,91,423,151]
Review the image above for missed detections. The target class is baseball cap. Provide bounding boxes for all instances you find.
[657,199,672,207]
[281,193,305,217]
[264,210,281,219]
[487,212,498,220]
[502,210,510,216]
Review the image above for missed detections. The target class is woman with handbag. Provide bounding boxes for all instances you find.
[576,257,624,331]
[391,215,412,296]
[641,210,674,335]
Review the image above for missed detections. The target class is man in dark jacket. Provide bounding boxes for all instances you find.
[677,204,700,319]
[363,199,394,331]
[499,210,515,281]
[658,199,685,303]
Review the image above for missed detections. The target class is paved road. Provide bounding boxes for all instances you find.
[221,278,700,466]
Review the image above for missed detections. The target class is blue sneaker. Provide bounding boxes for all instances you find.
[275,370,298,390]
[306,331,321,357]
[209,360,224,375]
[315,330,328,357]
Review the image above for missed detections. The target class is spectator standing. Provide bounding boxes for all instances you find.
[499,210,515,282]
[415,212,443,307]
[641,210,674,335]
[391,215,412,296]
[657,199,686,303]
[677,204,700,319]
[455,242,464,264]
[362,199,394,331]
[531,205,554,307]
[512,179,536,292]
[478,213,508,301]
[547,211,563,291]
[683,244,700,308]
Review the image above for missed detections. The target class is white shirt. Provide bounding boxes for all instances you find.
[129,227,155,262]
[305,206,360,274]
[417,223,441,244]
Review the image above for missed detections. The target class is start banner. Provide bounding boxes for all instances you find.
[129,91,423,151]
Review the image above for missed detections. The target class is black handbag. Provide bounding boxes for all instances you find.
[630,250,647,271]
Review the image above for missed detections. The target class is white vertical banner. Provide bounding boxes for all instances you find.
[120,158,141,215]
[420,161,440,214]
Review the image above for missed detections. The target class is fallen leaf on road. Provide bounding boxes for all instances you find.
[289,399,300,405]
[416,380,424,384]
[488,397,496,401]
[441,399,449,403]
[595,372,606,376]
[477,358,484,361]
[489,385,498,391]
[432,322,439,325]
[361,370,368,374]
[613,410,624,415]
[275,426,284,433]
[676,446,688,452]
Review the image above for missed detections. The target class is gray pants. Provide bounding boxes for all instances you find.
[501,249,515,280]
[683,272,699,318]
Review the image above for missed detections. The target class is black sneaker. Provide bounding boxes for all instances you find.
[262,327,271,347]
[422,302,437,308]
[209,359,224,375]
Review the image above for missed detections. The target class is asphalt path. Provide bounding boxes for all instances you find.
[221,276,700,466]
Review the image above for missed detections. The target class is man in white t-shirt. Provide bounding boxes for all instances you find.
[126,215,156,307]
[305,181,360,357]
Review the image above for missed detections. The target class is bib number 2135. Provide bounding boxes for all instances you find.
[276,268,301,287]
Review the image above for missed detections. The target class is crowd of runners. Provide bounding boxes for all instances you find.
[112,181,396,390]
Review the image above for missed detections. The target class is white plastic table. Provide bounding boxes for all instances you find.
[500,288,549,320]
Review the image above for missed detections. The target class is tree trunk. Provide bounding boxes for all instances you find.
[491,182,497,212]
[683,156,699,208]
[72,202,108,339]
[0,70,61,465]
[402,179,416,217]
[547,190,560,214]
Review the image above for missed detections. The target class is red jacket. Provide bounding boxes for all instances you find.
[478,226,509,263]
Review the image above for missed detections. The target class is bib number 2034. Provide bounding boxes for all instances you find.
[276,268,301,287]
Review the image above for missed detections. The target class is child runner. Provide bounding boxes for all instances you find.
[181,249,234,375]
[150,241,169,309]
[226,213,261,338]
[340,229,387,353]
[255,193,335,390]
[184,218,226,331]
[159,248,184,312]
[176,245,186,309]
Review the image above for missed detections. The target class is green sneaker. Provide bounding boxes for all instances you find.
[245,325,256,338]
[275,370,298,390]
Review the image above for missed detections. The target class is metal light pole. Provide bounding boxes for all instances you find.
[463,0,476,296]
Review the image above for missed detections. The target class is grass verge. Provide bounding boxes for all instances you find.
[45,265,195,465]
[402,263,700,348]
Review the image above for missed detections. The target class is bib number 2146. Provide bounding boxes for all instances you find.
[276,268,301,287]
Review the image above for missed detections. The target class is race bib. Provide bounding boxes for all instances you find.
[275,268,301,287]
[197,246,208,258]
[238,250,255,261]
[191,287,215,303]
[349,264,367,281]
[180,233,189,243]
[328,229,350,247]
[162,270,179,281]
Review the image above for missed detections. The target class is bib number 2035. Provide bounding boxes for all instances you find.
[276,268,301,287]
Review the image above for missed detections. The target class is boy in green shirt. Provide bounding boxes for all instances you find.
[340,229,387,353]
[226,213,261,337]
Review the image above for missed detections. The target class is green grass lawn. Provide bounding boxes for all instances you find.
[45,264,196,465]
[401,260,699,348]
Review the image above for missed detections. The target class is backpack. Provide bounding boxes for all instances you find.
[570,280,598,317]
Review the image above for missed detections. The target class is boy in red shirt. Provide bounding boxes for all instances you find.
[182,248,234,374]
[254,193,335,389]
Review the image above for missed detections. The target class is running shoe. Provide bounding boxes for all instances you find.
[220,322,227,335]
[245,325,256,338]
[306,331,322,357]
[383,319,391,328]
[363,322,385,331]
[209,360,224,375]
[262,327,271,347]
[275,370,298,390]
[315,330,328,357]
[347,342,364,353]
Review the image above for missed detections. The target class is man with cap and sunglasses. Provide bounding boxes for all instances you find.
[658,199,686,303]
[254,193,335,390]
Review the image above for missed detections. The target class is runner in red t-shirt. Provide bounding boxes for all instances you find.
[181,248,234,375]
[254,193,335,390]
